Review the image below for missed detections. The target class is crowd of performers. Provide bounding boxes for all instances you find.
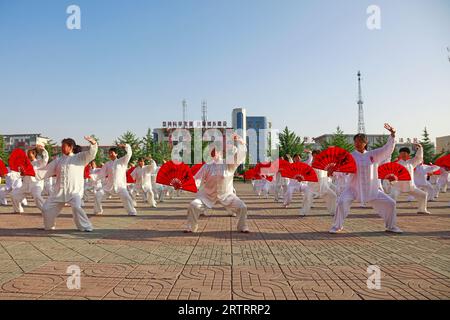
[0,125,449,234]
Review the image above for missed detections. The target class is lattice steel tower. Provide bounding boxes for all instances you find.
[201,100,208,122]
[357,71,366,134]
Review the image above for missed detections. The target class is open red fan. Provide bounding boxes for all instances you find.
[190,162,205,176]
[0,159,8,176]
[244,168,258,180]
[281,162,318,182]
[378,162,411,182]
[126,167,136,183]
[435,154,450,168]
[156,161,198,193]
[9,148,35,176]
[312,147,357,176]
[84,165,91,179]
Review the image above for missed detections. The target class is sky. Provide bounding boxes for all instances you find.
[0,0,449,145]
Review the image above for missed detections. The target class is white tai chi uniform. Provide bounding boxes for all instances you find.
[302,168,337,216]
[83,167,102,202]
[131,160,157,207]
[274,171,289,202]
[414,164,440,201]
[283,154,313,207]
[12,149,49,213]
[94,144,137,215]
[186,143,248,233]
[331,136,401,233]
[436,167,449,194]
[0,170,27,206]
[37,143,98,231]
[389,148,428,213]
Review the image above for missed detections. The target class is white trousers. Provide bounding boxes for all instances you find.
[187,196,248,232]
[12,184,45,213]
[390,187,428,212]
[283,183,308,206]
[332,190,398,231]
[417,182,437,201]
[301,185,336,215]
[437,177,448,193]
[131,185,156,207]
[94,187,137,215]
[42,195,93,231]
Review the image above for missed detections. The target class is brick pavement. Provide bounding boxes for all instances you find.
[0,182,449,300]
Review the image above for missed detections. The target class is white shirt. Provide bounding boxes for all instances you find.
[99,144,132,193]
[194,143,246,208]
[393,147,423,193]
[131,160,157,191]
[414,164,439,187]
[37,143,98,202]
[23,149,49,189]
[345,135,396,204]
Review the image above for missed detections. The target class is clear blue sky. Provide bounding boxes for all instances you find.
[1,0,449,145]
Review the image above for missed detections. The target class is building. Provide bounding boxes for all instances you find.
[312,133,419,151]
[436,135,450,153]
[231,108,271,163]
[2,134,50,152]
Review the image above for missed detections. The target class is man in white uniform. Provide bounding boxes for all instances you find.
[38,136,97,231]
[330,123,402,234]
[12,144,49,213]
[436,166,449,195]
[94,144,137,216]
[413,163,440,202]
[185,134,248,233]
[389,145,430,214]
[131,156,157,207]
[283,152,312,208]
[0,168,27,207]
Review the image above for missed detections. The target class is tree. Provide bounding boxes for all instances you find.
[44,139,58,160]
[278,126,304,158]
[0,135,8,163]
[141,128,154,157]
[114,131,143,164]
[89,134,108,165]
[420,127,436,164]
[321,126,354,152]
[152,141,172,165]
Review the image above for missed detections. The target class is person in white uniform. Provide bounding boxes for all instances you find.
[0,168,27,207]
[131,156,157,207]
[436,166,449,195]
[413,163,440,202]
[94,144,137,216]
[185,134,249,233]
[330,123,402,234]
[11,144,49,213]
[37,136,98,231]
[283,152,311,208]
[301,150,337,216]
[389,145,430,214]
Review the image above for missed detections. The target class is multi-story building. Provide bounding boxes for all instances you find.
[436,135,450,153]
[2,134,50,152]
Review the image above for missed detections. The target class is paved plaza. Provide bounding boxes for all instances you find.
[0,182,449,300]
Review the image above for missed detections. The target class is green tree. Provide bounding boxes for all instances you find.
[44,139,58,159]
[141,128,154,157]
[152,141,172,165]
[321,126,354,152]
[114,131,143,164]
[0,135,8,163]
[89,134,108,165]
[420,127,436,164]
[278,126,304,158]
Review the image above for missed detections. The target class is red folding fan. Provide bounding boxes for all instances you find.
[281,162,318,182]
[244,168,258,180]
[312,147,357,176]
[435,154,450,168]
[190,162,205,176]
[156,161,198,193]
[378,162,411,182]
[0,159,8,176]
[126,167,136,183]
[9,148,35,176]
[84,165,91,179]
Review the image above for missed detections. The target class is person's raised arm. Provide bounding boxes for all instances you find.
[118,144,132,166]
[369,123,396,164]
[227,133,247,172]
[75,136,98,166]
[410,144,423,168]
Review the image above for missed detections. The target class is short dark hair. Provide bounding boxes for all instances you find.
[399,147,411,154]
[312,150,321,156]
[109,147,118,154]
[353,133,368,143]
[73,145,82,154]
[61,138,76,149]
[138,157,145,162]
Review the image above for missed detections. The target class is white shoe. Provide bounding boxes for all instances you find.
[329,226,343,234]
[184,225,198,233]
[44,226,56,231]
[95,211,103,215]
[128,212,137,216]
[239,227,250,233]
[386,227,403,234]
[417,211,431,215]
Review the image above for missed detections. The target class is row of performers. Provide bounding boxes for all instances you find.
[0,125,449,234]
